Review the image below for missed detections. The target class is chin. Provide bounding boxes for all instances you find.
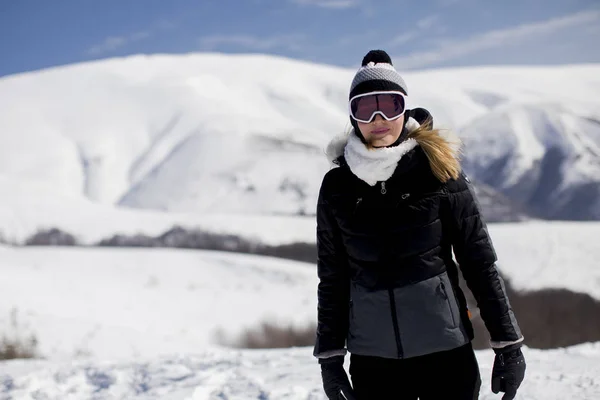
[370,136,398,147]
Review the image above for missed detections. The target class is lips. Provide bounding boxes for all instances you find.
[371,127,390,134]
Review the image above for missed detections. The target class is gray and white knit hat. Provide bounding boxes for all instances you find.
[349,50,408,99]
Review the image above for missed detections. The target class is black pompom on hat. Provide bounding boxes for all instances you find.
[361,49,392,66]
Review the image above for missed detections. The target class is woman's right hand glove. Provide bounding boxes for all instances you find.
[319,356,357,400]
[491,345,526,400]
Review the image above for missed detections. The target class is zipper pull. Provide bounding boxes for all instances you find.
[353,197,363,214]
[380,181,387,195]
[438,281,448,299]
[499,353,505,366]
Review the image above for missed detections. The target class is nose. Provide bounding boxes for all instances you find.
[372,113,384,123]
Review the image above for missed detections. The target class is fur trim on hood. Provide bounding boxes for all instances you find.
[325,117,462,183]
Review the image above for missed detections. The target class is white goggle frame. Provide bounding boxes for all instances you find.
[349,91,407,123]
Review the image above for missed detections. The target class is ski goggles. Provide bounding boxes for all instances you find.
[349,91,407,123]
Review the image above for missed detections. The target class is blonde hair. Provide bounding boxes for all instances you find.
[407,117,462,182]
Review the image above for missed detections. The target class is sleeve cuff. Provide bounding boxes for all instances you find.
[314,348,348,359]
[490,337,524,349]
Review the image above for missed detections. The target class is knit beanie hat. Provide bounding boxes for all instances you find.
[349,50,408,99]
[349,50,409,144]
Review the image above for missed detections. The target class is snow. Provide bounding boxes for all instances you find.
[0,230,599,398]
[1,55,600,243]
[485,221,600,300]
[1,220,599,364]
[0,246,318,362]
[2,338,600,399]
[0,244,600,400]
[0,178,316,246]
[2,54,600,398]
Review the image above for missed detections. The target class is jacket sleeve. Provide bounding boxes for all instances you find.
[445,172,524,349]
[313,175,351,359]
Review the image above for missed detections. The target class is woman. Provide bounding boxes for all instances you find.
[313,50,526,400]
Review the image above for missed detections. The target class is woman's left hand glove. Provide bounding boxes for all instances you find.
[491,345,526,400]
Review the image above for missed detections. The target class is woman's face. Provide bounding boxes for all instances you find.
[357,113,405,148]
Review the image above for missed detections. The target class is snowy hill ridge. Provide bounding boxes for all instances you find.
[0,54,599,226]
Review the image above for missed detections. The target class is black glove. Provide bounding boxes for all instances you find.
[491,344,526,400]
[319,356,357,400]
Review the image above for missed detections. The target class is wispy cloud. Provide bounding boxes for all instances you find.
[386,14,441,49]
[387,32,416,47]
[291,0,359,9]
[417,14,440,30]
[198,34,307,52]
[86,31,151,56]
[85,19,177,57]
[394,9,600,69]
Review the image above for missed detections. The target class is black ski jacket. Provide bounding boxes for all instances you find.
[313,118,523,360]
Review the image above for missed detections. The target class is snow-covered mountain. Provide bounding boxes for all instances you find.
[1,53,599,241]
[460,103,600,220]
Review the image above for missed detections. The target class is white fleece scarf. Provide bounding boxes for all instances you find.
[325,117,422,186]
[343,133,418,186]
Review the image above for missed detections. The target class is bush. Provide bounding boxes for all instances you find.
[0,335,38,360]
[226,321,317,349]
[506,286,600,349]
[25,228,77,246]
[97,233,160,247]
[0,309,38,360]
[97,226,317,263]
[460,271,600,350]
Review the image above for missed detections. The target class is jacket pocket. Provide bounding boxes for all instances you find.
[347,283,398,359]
[438,278,458,328]
[393,271,468,359]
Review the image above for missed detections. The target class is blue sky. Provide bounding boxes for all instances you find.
[1,0,599,77]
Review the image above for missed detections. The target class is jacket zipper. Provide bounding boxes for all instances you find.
[380,181,387,195]
[387,289,404,359]
[381,180,401,358]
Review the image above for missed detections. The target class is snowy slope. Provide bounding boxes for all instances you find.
[2,343,600,400]
[0,179,316,246]
[1,222,599,365]
[485,221,600,298]
[0,54,599,240]
[0,246,318,362]
[1,243,600,398]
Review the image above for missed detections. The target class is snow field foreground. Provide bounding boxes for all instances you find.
[0,246,318,362]
[1,220,600,365]
[2,343,600,399]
